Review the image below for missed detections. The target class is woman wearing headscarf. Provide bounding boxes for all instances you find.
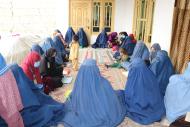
[21,51,42,85]
[0,53,24,127]
[62,59,126,127]
[164,61,190,124]
[0,53,65,127]
[31,44,44,56]
[53,29,68,47]
[121,40,150,70]
[53,35,69,65]
[149,50,175,97]
[149,43,161,62]
[118,31,128,46]
[65,27,75,45]
[92,29,108,48]
[121,34,136,56]
[40,48,63,94]
[107,32,118,48]
[76,28,88,48]
[124,58,165,125]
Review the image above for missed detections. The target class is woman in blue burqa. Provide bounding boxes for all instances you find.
[76,28,88,48]
[65,27,75,44]
[53,35,69,64]
[62,58,126,127]
[149,50,175,97]
[0,53,65,127]
[92,29,108,48]
[124,58,165,125]
[41,37,55,53]
[31,44,44,56]
[164,61,190,123]
[121,40,150,70]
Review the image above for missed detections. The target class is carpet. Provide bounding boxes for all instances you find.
[50,48,169,127]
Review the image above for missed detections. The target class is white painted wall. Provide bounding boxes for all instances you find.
[151,0,175,52]
[0,0,174,50]
[55,0,69,36]
[114,0,134,34]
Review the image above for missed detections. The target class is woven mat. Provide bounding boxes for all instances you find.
[50,48,168,127]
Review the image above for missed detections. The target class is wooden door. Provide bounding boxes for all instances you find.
[69,0,92,41]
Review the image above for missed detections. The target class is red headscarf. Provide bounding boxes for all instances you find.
[129,34,137,43]
[21,51,42,84]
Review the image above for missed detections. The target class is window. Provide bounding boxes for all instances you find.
[93,2,101,32]
[133,0,155,43]
[92,0,114,33]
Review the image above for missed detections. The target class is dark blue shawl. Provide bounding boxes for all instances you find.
[124,58,165,124]
[65,27,75,44]
[149,50,175,97]
[31,44,44,56]
[92,29,108,48]
[76,28,88,47]
[62,59,126,127]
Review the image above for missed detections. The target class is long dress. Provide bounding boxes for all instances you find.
[164,62,190,123]
[65,27,75,44]
[121,40,150,70]
[76,28,88,47]
[69,42,79,70]
[40,49,63,93]
[92,29,108,48]
[124,58,165,125]
[53,35,69,64]
[149,50,175,97]
[62,59,126,127]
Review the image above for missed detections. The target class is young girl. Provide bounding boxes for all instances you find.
[106,48,129,68]
[69,35,79,71]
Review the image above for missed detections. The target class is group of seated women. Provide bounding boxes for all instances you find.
[0,28,190,127]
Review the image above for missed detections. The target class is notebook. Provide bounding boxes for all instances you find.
[185,112,190,122]
[62,76,73,84]
[122,71,129,77]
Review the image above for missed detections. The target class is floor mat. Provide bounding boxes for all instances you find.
[50,48,169,127]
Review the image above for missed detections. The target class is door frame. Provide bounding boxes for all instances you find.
[69,0,92,38]
[69,0,115,36]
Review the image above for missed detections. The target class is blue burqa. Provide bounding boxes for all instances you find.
[0,53,65,127]
[164,62,190,123]
[53,35,68,64]
[149,50,175,97]
[31,44,44,56]
[41,37,55,53]
[77,28,88,47]
[149,43,161,62]
[92,29,108,48]
[65,27,75,44]
[121,41,150,70]
[125,58,165,125]
[62,59,126,127]
[121,36,136,56]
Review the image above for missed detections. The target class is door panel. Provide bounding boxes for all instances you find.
[70,0,92,41]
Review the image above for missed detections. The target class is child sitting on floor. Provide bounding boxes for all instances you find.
[105,48,129,68]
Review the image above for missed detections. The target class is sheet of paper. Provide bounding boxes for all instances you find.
[122,71,129,77]
[62,76,73,84]
[185,112,190,122]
